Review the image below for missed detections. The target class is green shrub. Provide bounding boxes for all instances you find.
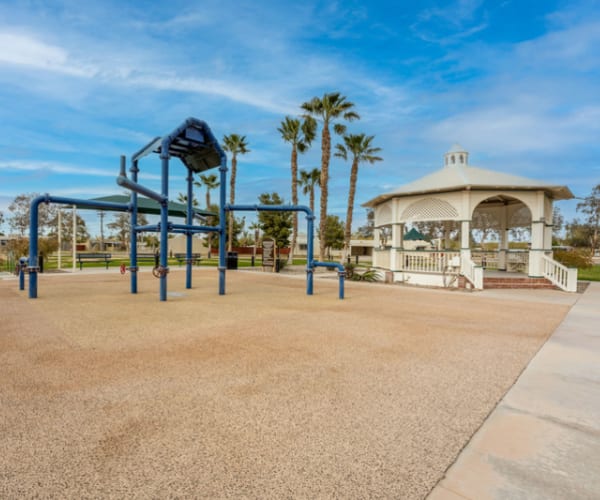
[553,249,593,269]
[350,267,381,282]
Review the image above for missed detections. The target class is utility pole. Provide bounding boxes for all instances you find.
[57,209,62,270]
[72,205,77,272]
[98,211,105,251]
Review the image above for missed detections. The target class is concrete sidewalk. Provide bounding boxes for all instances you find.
[429,282,600,499]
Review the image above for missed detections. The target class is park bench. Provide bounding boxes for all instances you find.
[76,253,112,270]
[174,253,202,266]
[135,253,160,267]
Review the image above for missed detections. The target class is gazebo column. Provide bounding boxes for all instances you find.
[460,219,471,267]
[373,227,381,267]
[498,204,508,271]
[529,191,546,277]
[544,203,554,252]
[390,222,404,271]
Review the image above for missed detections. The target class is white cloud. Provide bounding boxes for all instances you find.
[0,160,161,180]
[0,32,97,77]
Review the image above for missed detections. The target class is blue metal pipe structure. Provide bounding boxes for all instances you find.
[168,223,219,233]
[116,163,166,205]
[28,194,130,298]
[185,170,194,289]
[312,261,346,299]
[159,144,170,301]
[19,257,27,291]
[226,204,345,299]
[129,156,139,294]
[119,117,227,300]
[218,161,227,295]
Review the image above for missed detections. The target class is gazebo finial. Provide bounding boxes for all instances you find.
[444,144,469,167]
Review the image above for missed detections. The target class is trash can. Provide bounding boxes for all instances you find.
[226,252,238,270]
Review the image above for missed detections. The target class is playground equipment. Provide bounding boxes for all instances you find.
[25,117,345,300]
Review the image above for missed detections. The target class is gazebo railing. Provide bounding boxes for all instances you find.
[542,254,577,292]
[471,251,499,270]
[402,250,459,273]
[507,250,528,273]
[461,257,484,289]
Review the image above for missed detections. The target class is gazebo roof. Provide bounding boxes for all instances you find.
[364,162,573,207]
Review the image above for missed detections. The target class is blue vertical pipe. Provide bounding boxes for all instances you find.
[28,196,41,298]
[128,156,139,294]
[19,259,26,290]
[185,169,193,289]
[218,160,227,295]
[306,213,314,295]
[159,152,169,301]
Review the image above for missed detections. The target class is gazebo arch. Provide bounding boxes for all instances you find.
[401,197,459,221]
[363,145,577,292]
[470,194,533,273]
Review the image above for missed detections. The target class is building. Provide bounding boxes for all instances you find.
[363,145,577,291]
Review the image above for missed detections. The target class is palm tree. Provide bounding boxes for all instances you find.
[301,92,359,260]
[278,116,316,262]
[222,134,250,252]
[176,193,199,207]
[299,168,321,215]
[197,173,219,208]
[335,133,382,262]
[197,173,220,258]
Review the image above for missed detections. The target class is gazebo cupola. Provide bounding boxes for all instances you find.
[444,144,469,167]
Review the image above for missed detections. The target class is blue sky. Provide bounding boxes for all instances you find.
[1,0,599,236]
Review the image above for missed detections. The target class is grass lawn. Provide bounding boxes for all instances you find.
[578,265,600,281]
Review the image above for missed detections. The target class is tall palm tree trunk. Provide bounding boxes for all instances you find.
[228,157,237,252]
[344,158,359,262]
[290,146,298,263]
[319,125,331,261]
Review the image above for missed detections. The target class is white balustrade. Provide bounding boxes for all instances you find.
[461,257,484,289]
[401,251,460,273]
[542,254,577,292]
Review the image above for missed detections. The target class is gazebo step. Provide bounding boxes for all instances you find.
[483,277,556,289]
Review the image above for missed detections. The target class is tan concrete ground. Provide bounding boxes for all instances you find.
[0,269,573,499]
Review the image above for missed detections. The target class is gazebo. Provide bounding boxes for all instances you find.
[363,145,577,291]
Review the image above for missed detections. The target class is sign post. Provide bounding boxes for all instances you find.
[262,238,275,272]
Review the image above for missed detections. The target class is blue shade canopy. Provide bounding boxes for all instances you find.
[132,117,226,173]
[91,195,215,218]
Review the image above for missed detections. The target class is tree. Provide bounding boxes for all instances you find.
[301,92,359,261]
[470,211,499,246]
[8,193,56,236]
[107,212,149,250]
[565,218,592,247]
[176,192,199,207]
[576,184,600,254]
[197,173,219,209]
[257,192,292,252]
[197,173,220,257]
[415,220,460,248]
[552,207,565,245]
[356,209,374,239]
[321,214,345,260]
[249,221,262,259]
[0,210,4,234]
[278,115,316,262]
[299,168,320,216]
[47,210,90,246]
[335,133,382,261]
[222,134,250,252]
